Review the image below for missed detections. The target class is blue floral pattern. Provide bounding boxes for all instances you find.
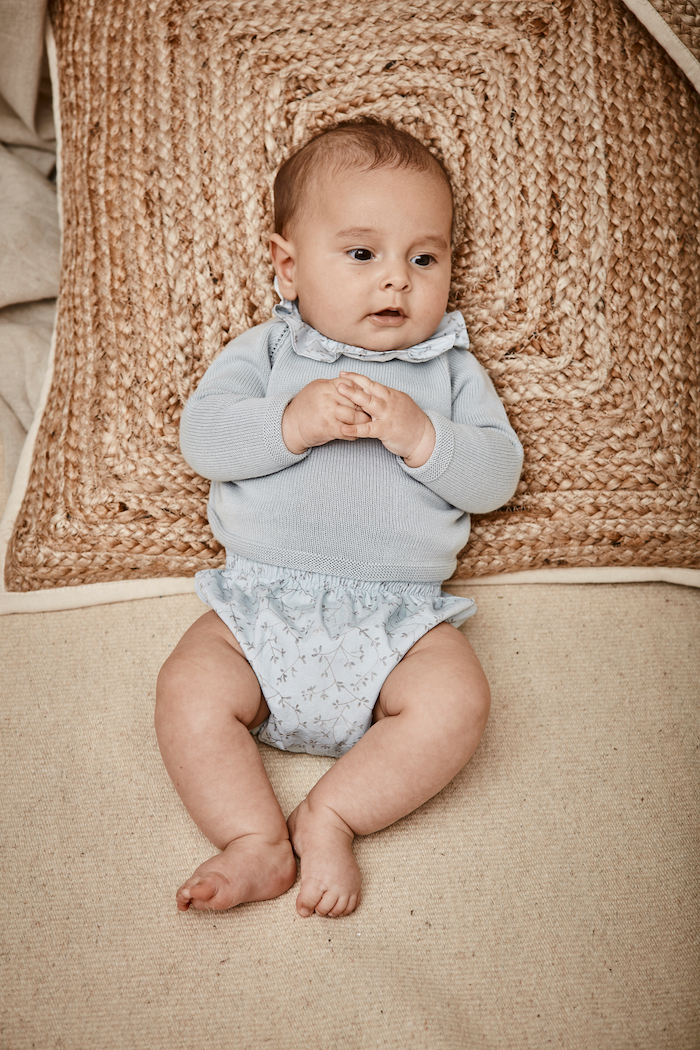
[196,555,476,758]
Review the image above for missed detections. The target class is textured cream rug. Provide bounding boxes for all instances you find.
[1,582,698,1048]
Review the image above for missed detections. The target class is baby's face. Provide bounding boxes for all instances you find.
[271,165,453,351]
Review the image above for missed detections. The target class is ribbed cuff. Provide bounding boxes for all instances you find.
[398,410,455,485]
[262,392,311,468]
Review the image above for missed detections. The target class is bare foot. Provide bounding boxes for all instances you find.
[287,799,362,917]
[176,834,297,912]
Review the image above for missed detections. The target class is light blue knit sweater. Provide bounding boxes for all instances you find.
[180,311,523,582]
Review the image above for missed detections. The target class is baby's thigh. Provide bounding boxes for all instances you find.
[156,610,267,729]
[374,622,490,731]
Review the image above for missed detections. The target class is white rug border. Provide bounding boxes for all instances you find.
[1,14,698,617]
[1,565,698,616]
[621,0,700,94]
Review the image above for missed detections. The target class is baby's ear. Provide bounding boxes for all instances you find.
[269,233,297,301]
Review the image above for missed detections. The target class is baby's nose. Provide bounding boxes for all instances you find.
[381,262,411,290]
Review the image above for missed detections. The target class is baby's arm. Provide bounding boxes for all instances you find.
[180,324,370,480]
[180,324,309,483]
[336,359,523,513]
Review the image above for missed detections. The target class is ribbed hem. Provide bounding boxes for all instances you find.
[262,392,311,468]
[211,535,461,583]
[398,410,455,485]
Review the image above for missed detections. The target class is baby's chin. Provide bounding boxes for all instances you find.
[321,320,437,353]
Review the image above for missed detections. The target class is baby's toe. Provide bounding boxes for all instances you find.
[326,893,350,917]
[314,889,344,917]
[176,873,223,911]
[329,891,361,917]
[296,877,329,917]
[176,881,197,910]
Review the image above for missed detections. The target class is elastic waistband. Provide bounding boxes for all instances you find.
[224,553,443,598]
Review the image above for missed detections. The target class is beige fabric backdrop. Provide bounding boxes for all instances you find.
[0,0,58,492]
[1,582,699,1049]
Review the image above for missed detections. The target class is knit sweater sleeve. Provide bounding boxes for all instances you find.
[399,351,523,513]
[179,322,309,482]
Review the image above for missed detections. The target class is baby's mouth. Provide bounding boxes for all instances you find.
[370,308,406,325]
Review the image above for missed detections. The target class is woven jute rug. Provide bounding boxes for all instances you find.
[3,0,700,595]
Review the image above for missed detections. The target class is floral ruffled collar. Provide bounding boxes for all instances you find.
[272,284,469,364]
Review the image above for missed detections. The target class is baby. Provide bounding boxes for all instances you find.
[155,117,523,918]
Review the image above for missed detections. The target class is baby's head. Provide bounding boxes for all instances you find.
[270,118,454,352]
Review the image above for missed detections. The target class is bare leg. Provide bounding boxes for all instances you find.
[287,622,490,917]
[155,611,297,911]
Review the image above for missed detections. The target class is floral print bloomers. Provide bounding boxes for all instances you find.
[195,554,476,758]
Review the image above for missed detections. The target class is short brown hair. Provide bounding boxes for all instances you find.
[273,117,453,237]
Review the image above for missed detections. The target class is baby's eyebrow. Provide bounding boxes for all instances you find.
[414,235,450,251]
[335,227,449,251]
[335,226,379,240]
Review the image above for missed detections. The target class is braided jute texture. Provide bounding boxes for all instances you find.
[6,0,700,591]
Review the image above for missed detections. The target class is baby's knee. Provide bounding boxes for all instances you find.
[154,648,225,748]
[156,648,186,702]
[155,615,264,737]
[433,630,491,725]
[155,648,194,730]
[465,673,491,736]
[156,613,227,703]
[440,661,491,746]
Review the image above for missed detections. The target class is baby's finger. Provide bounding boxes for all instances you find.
[337,380,372,407]
[339,420,375,439]
[339,371,385,396]
[332,387,362,409]
[335,404,371,425]
[338,384,381,419]
[338,373,386,413]
[330,375,361,397]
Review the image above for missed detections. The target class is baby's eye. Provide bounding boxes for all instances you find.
[411,254,435,267]
[347,248,374,261]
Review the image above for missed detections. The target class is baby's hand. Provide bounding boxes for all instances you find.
[282,378,371,454]
[335,372,436,467]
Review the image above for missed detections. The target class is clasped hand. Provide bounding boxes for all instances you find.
[282,372,436,468]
